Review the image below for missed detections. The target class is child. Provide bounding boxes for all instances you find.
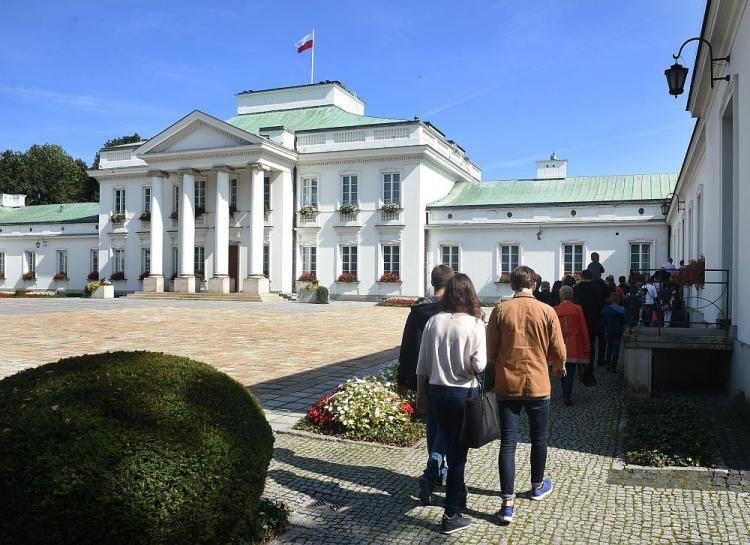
[601,292,627,372]
[586,252,605,281]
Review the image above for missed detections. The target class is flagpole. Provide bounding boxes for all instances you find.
[310,28,315,84]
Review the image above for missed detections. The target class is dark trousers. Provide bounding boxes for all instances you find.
[427,384,478,517]
[589,325,606,366]
[560,362,577,399]
[498,397,550,500]
[605,336,622,370]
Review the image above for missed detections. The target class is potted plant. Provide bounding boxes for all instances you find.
[110,271,125,281]
[87,271,99,281]
[337,272,358,283]
[139,212,151,221]
[22,271,36,281]
[339,203,357,214]
[298,282,319,303]
[380,202,401,213]
[53,272,68,281]
[86,280,114,299]
[298,205,318,218]
[497,272,511,283]
[379,272,401,283]
[110,213,126,224]
[675,256,705,289]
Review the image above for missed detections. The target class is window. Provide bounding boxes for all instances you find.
[230,179,238,210]
[113,249,125,274]
[688,206,694,259]
[141,248,150,275]
[56,250,68,275]
[0,251,5,278]
[500,244,519,275]
[90,249,98,274]
[383,245,400,276]
[697,192,703,257]
[194,246,205,276]
[143,186,151,214]
[301,177,318,208]
[24,250,36,273]
[195,180,206,211]
[383,173,400,205]
[114,189,126,214]
[441,245,460,272]
[630,243,651,274]
[563,244,583,275]
[263,244,270,278]
[302,246,317,274]
[342,246,358,274]
[172,247,179,277]
[342,175,358,205]
[173,185,180,215]
[264,176,271,211]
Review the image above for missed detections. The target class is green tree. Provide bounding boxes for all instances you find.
[91,133,142,169]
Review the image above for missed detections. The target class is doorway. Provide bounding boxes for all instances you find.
[229,245,239,293]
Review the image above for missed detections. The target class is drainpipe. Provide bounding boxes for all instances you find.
[424,210,430,298]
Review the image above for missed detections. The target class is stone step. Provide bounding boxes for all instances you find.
[124,292,286,303]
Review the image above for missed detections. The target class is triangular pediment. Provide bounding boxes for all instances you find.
[136,110,262,156]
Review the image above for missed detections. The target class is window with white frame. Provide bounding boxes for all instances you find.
[383,245,400,276]
[90,249,98,274]
[264,176,271,211]
[563,244,584,275]
[301,177,318,208]
[194,246,205,276]
[341,175,358,205]
[441,245,460,272]
[195,180,206,211]
[113,249,125,273]
[56,250,68,275]
[301,246,317,274]
[24,250,36,273]
[0,251,5,278]
[173,185,180,215]
[500,244,520,275]
[263,244,270,277]
[143,186,151,215]
[342,246,358,274]
[114,189,126,214]
[172,247,179,277]
[141,248,150,275]
[630,243,651,274]
[697,192,703,257]
[230,179,238,210]
[383,172,401,205]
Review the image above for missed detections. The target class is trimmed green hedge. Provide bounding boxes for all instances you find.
[0,351,274,545]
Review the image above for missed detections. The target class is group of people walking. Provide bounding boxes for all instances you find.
[396,255,632,534]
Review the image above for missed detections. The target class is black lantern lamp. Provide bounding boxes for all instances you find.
[666,37,729,97]
[661,193,685,216]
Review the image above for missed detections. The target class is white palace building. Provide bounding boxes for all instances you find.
[0,80,676,302]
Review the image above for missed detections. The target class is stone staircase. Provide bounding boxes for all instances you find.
[125,291,287,303]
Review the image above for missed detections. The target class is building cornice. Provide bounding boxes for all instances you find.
[426,218,667,229]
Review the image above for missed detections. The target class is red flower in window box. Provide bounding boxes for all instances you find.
[87,271,99,281]
[337,272,358,283]
[53,272,68,281]
[110,271,125,281]
[298,272,317,282]
[379,272,401,283]
[21,271,36,281]
[497,272,511,283]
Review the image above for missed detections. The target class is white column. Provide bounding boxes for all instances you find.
[175,170,196,293]
[246,163,269,295]
[271,169,294,293]
[209,168,231,294]
[143,171,165,292]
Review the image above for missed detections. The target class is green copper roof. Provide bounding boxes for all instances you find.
[0,202,99,225]
[428,173,678,208]
[226,105,404,134]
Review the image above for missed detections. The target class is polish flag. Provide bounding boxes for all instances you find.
[295,33,313,53]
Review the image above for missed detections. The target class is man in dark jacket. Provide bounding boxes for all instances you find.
[574,269,608,383]
[397,264,453,505]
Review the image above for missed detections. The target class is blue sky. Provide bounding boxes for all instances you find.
[0,1,704,179]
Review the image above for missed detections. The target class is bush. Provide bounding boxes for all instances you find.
[316,285,329,304]
[0,351,274,545]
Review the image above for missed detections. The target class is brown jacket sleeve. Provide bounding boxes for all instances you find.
[485,306,500,390]
[547,309,567,372]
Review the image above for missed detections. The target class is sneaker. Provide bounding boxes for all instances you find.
[418,475,434,506]
[497,503,514,524]
[441,513,472,534]
[531,478,554,501]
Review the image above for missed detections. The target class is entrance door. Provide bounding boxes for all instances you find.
[228,245,239,293]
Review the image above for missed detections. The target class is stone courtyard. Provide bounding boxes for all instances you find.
[1,298,749,544]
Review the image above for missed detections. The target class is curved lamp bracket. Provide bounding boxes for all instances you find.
[673,37,730,88]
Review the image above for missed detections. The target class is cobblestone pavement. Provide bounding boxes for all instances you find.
[265,369,750,544]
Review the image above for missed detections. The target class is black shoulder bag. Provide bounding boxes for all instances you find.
[460,369,502,449]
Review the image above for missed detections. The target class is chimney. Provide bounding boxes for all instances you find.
[0,194,27,208]
[535,152,568,179]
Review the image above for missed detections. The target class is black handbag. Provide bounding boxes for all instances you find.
[460,370,502,449]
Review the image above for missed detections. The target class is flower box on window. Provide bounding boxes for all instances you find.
[379,272,401,283]
[195,206,206,218]
[298,206,318,218]
[139,212,151,221]
[110,213,126,224]
[497,272,511,283]
[338,203,357,214]
[337,272,358,283]
[138,272,149,282]
[0,273,5,280]
[380,202,401,213]
[673,256,705,289]
[22,271,36,281]
[87,271,99,281]
[110,271,126,282]
[298,272,317,282]
[53,272,68,281]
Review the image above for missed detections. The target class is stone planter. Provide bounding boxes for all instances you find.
[91,284,114,299]
[298,289,318,303]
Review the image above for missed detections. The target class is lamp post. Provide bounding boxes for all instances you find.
[665,37,730,97]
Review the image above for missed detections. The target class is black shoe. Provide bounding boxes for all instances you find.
[418,475,434,506]
[441,513,472,534]
[564,397,573,406]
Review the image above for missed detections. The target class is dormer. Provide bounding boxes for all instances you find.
[236,81,365,115]
[0,193,26,208]
[535,152,568,179]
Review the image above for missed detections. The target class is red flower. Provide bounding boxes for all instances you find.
[305,389,338,425]
[400,401,415,416]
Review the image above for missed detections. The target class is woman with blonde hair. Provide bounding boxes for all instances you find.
[554,285,590,406]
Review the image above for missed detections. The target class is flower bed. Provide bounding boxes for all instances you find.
[0,290,65,298]
[378,297,418,307]
[623,399,717,467]
[295,365,425,446]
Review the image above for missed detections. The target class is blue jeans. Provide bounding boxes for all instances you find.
[560,362,577,399]
[498,397,550,500]
[423,389,447,484]
[428,384,478,517]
